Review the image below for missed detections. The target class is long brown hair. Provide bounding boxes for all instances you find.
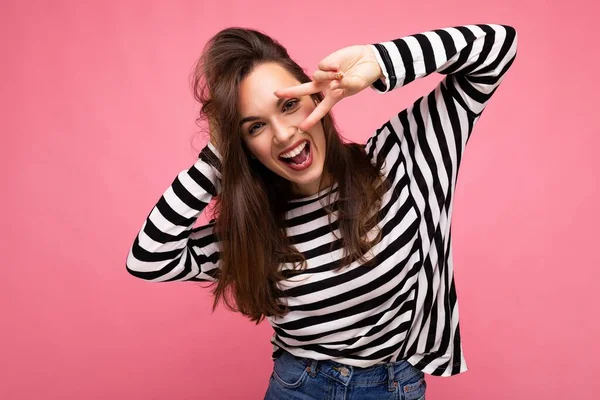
[191,27,391,323]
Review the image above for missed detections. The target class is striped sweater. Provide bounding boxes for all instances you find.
[126,23,518,376]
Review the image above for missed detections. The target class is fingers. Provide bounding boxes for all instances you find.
[274,81,322,98]
[275,64,345,97]
[317,60,340,71]
[329,80,340,91]
[298,95,338,132]
[313,69,344,82]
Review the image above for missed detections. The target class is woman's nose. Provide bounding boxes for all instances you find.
[272,123,296,145]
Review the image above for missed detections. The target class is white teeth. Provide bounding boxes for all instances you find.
[279,140,307,159]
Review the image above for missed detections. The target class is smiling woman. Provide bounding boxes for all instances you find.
[189,27,390,325]
[125,23,518,400]
[238,62,329,196]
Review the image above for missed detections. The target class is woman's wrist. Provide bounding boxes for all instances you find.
[365,45,384,81]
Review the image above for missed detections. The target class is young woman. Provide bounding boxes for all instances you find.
[126,23,518,399]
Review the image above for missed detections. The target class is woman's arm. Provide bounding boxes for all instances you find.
[275,24,517,132]
[125,142,223,282]
[369,24,518,118]
[362,23,518,180]
[361,24,518,260]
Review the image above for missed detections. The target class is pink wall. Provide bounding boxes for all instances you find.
[2,1,598,399]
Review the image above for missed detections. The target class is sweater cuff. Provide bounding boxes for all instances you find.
[368,44,391,93]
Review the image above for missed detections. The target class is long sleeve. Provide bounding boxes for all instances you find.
[125,142,223,282]
[363,23,518,243]
[360,24,518,375]
[369,23,518,118]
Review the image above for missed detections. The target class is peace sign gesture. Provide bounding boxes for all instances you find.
[274,44,383,132]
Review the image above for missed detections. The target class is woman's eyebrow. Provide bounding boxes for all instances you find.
[239,97,288,126]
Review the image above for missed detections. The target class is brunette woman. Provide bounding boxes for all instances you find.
[126,23,518,399]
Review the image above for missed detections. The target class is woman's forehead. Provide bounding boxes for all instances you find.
[239,63,300,108]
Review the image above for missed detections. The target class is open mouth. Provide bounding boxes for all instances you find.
[278,140,313,171]
[278,140,310,165]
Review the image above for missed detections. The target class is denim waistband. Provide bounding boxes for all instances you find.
[281,350,420,390]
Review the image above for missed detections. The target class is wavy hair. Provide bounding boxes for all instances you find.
[191,27,390,323]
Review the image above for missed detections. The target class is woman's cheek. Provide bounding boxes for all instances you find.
[294,106,313,125]
[256,136,275,161]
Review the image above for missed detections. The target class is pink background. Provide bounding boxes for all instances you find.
[2,1,599,399]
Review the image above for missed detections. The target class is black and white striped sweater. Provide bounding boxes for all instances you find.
[126,23,518,376]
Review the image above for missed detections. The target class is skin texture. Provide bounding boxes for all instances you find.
[238,62,329,197]
[275,44,383,132]
[237,45,382,197]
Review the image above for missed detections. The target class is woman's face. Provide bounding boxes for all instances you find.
[238,62,328,197]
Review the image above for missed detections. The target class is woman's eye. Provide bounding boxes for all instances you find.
[283,99,299,111]
[249,123,263,134]
[247,100,298,134]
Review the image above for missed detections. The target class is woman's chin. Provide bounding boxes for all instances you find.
[288,170,325,195]
[263,158,325,193]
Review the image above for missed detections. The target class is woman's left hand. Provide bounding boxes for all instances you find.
[274,44,383,132]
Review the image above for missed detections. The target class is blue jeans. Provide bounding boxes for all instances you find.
[264,350,427,400]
